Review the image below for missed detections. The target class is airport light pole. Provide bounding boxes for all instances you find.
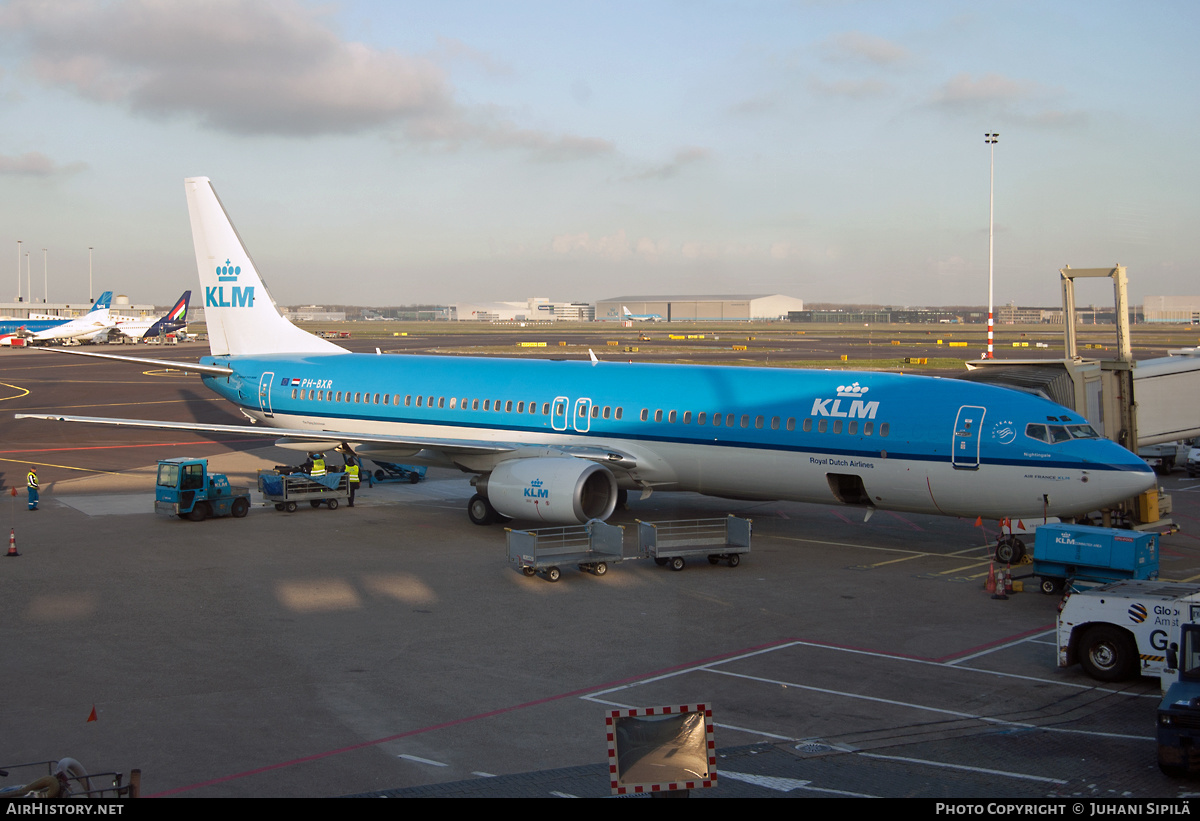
[25,252,31,307]
[16,239,21,302]
[88,247,93,303]
[42,248,47,303]
[985,132,998,359]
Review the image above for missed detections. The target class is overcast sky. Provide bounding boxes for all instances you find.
[0,0,1196,308]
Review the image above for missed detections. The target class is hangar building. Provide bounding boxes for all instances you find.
[1144,296,1200,323]
[595,294,804,322]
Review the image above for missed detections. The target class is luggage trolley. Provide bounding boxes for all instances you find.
[506,520,631,582]
[638,515,752,571]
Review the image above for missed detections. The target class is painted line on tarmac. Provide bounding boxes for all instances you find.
[0,381,30,401]
[145,638,799,797]
[0,437,265,455]
[855,752,1067,784]
[18,398,226,412]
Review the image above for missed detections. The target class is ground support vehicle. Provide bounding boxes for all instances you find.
[0,758,140,799]
[258,469,349,512]
[1140,441,1191,475]
[1157,623,1200,776]
[1057,580,1200,683]
[506,520,630,582]
[1032,523,1159,595]
[370,460,426,484]
[637,516,752,571]
[155,457,251,521]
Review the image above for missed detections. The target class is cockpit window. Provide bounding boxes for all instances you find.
[1027,422,1099,444]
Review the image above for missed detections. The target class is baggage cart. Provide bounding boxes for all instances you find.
[506,520,631,582]
[638,516,752,571]
[258,469,350,512]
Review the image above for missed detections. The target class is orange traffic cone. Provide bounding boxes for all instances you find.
[992,564,1009,600]
[986,562,996,593]
[6,528,18,557]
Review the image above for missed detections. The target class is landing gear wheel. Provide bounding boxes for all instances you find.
[1040,577,1063,595]
[593,562,608,576]
[231,498,249,519]
[187,502,210,522]
[1079,625,1137,681]
[327,499,339,510]
[728,553,741,568]
[994,536,1026,563]
[670,556,685,571]
[467,494,497,526]
[545,566,561,582]
[285,501,298,513]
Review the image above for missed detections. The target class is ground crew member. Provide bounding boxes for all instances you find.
[345,455,360,507]
[309,453,326,477]
[26,466,38,511]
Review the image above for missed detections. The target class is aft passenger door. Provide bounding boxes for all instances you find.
[551,395,569,431]
[258,372,275,418]
[952,405,985,469]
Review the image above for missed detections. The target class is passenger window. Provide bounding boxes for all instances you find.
[654,410,663,422]
[880,423,890,437]
[771,417,779,430]
[727,414,736,427]
[374,393,380,404]
[740,415,749,428]
[698,412,707,425]
[713,414,722,427]
[755,416,763,429]
[506,401,513,412]
[438,397,445,409]
[592,405,599,418]
[668,410,676,423]
[336,391,342,402]
[578,405,587,418]
[555,402,564,416]
[450,397,457,409]
[291,388,297,399]
[417,396,423,407]
[602,406,610,419]
[848,420,857,435]
[802,418,812,432]
[864,421,873,436]
[405,395,411,406]
[786,418,795,431]
[354,392,361,403]
[615,408,623,420]
[517,401,524,413]
[472,399,479,410]
[393,394,400,405]
[641,409,649,422]
[484,400,491,411]
[818,419,828,433]
[683,411,691,424]
[833,420,842,434]
[542,403,550,415]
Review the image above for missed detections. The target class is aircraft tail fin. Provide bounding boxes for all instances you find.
[184,177,341,357]
[90,291,113,312]
[143,290,191,339]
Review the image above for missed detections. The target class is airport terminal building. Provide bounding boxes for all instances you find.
[595,294,804,322]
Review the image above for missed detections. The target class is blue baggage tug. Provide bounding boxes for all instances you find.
[1033,523,1160,594]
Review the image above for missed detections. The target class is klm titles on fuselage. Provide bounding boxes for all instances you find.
[810,382,878,419]
[206,260,255,308]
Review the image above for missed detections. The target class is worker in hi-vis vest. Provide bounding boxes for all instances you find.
[345,455,360,507]
[27,466,39,511]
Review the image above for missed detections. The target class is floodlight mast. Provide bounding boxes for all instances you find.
[985,132,999,359]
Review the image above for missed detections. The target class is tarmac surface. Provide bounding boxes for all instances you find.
[1,342,1199,799]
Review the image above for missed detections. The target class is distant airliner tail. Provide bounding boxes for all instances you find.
[90,291,113,312]
[184,177,341,357]
[143,290,190,339]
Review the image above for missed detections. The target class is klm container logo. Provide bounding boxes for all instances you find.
[810,382,879,420]
[206,258,255,308]
[525,478,549,499]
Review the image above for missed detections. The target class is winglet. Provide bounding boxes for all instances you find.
[185,177,341,357]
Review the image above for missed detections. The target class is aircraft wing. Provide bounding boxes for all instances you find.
[13,413,640,468]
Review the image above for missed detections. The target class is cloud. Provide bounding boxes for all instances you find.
[808,77,890,99]
[434,36,512,77]
[551,229,630,260]
[823,32,910,66]
[627,146,709,181]
[1,0,615,152]
[0,151,85,176]
[930,72,1087,127]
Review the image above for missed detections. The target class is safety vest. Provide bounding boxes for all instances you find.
[310,458,326,477]
[27,471,38,489]
[346,464,360,484]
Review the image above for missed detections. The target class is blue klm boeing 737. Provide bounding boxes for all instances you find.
[17,177,1156,527]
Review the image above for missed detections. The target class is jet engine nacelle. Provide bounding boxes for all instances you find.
[484,457,619,524]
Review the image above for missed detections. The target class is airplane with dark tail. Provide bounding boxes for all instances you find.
[16,177,1156,528]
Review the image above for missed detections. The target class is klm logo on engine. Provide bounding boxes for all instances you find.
[524,478,549,499]
[206,259,255,308]
[811,382,879,419]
